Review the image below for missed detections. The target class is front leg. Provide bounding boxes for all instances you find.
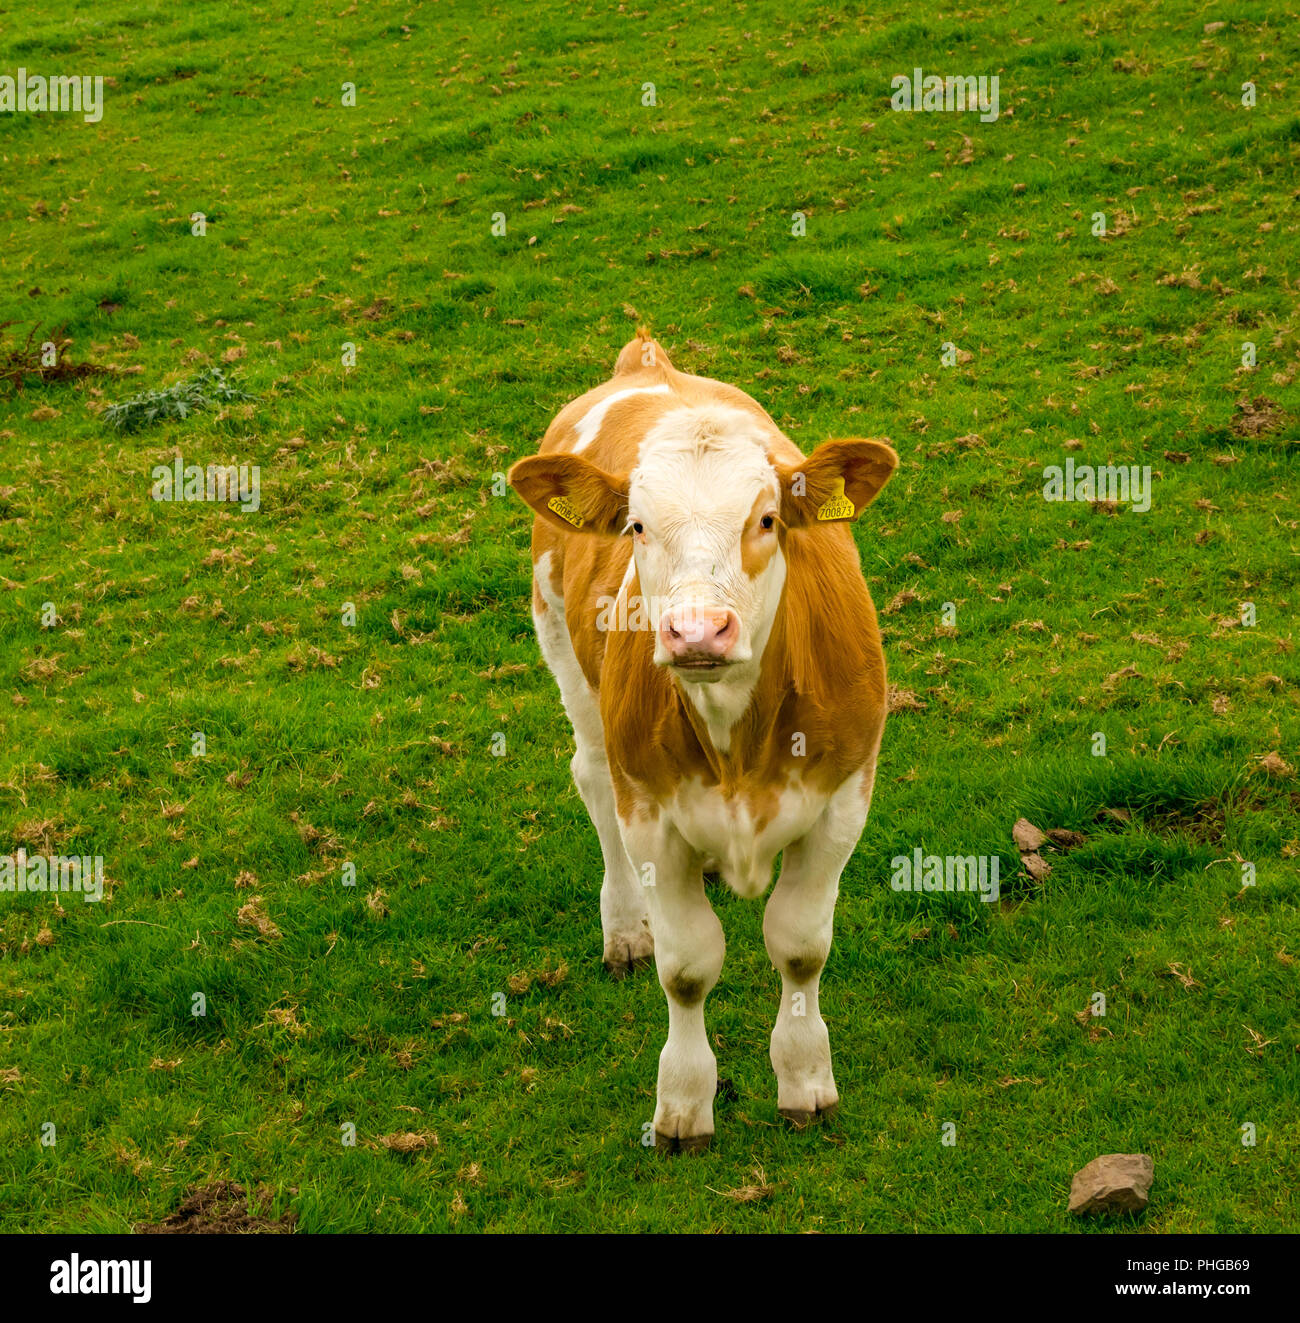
[763,771,872,1126]
[623,819,723,1153]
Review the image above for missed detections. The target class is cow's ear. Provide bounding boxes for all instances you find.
[776,438,898,529]
[508,453,630,536]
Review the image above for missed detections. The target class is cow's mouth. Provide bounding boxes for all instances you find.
[669,656,735,678]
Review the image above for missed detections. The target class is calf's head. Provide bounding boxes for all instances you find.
[510,406,897,684]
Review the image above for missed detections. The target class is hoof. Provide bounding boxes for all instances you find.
[603,950,654,980]
[779,1102,838,1131]
[654,1130,712,1155]
[602,929,654,980]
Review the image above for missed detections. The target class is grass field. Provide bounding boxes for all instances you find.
[1,0,1297,1233]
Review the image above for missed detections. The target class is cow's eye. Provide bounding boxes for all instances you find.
[632,521,644,536]
[760,514,776,531]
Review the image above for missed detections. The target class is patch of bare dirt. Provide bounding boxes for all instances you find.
[135,1181,296,1234]
[1231,394,1285,437]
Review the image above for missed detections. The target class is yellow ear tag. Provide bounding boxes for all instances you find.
[547,494,585,528]
[816,477,855,521]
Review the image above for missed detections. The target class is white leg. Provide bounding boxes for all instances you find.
[531,582,652,976]
[572,743,653,975]
[763,767,874,1125]
[625,822,723,1152]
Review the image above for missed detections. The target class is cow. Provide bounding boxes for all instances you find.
[508,332,897,1152]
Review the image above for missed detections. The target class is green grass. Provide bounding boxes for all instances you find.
[1,0,1297,1232]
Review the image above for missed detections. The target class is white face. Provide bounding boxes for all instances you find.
[626,407,787,684]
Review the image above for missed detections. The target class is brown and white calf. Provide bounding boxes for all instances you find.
[509,333,897,1151]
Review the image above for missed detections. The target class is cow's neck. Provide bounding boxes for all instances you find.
[675,597,784,767]
[678,665,760,757]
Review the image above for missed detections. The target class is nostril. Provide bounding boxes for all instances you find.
[660,607,737,658]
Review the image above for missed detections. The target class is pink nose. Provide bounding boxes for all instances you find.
[658,606,740,660]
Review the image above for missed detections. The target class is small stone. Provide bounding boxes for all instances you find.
[1013,818,1047,852]
[1069,1153,1154,1216]
[1022,851,1052,881]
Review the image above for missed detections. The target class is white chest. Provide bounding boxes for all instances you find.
[666,777,829,899]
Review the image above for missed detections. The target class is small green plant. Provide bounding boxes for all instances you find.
[101,366,255,432]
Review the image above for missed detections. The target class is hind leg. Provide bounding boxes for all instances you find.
[575,742,654,977]
[532,556,653,976]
